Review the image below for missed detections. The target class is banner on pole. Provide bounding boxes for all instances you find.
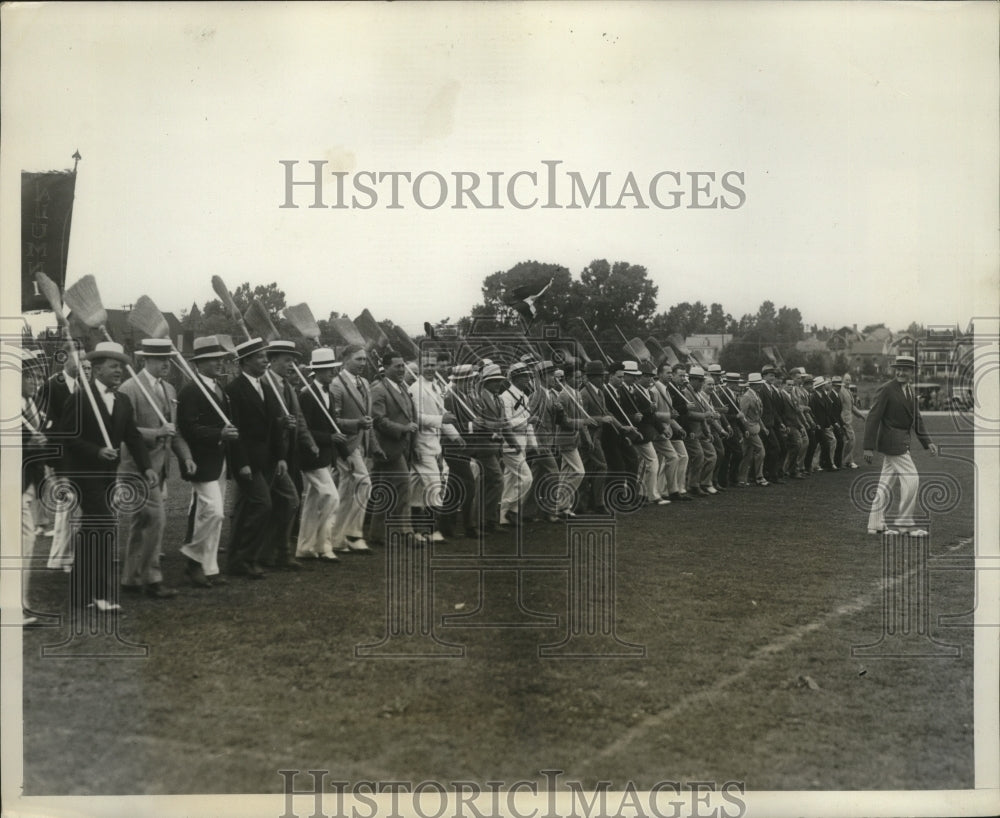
[22,169,77,312]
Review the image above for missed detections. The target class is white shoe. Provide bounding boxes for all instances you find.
[431,531,446,542]
[868,528,900,536]
[849,463,859,470]
[705,486,718,495]
[92,599,122,612]
[906,529,929,537]
[347,538,371,552]
[656,498,671,505]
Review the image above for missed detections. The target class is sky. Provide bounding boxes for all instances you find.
[3,1,998,339]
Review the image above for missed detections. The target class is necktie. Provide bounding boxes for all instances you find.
[158,379,170,415]
[23,398,42,431]
[904,385,912,402]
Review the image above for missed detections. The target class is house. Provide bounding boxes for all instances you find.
[684,334,733,366]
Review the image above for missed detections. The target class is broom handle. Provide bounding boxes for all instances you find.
[99,327,170,427]
[264,369,292,415]
[168,347,235,426]
[289,361,343,434]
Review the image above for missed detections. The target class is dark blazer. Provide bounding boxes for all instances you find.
[226,372,287,475]
[56,382,152,479]
[809,390,833,428]
[299,382,339,470]
[863,380,931,456]
[717,385,746,434]
[37,373,74,431]
[177,377,232,482]
[760,385,778,428]
[627,385,663,443]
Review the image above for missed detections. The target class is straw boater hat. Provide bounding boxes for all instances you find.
[266,340,300,358]
[136,338,173,357]
[725,371,740,383]
[191,336,230,361]
[86,341,131,365]
[813,376,827,388]
[480,363,506,383]
[234,337,267,360]
[708,364,723,375]
[451,363,476,380]
[747,372,764,384]
[508,362,530,379]
[688,365,706,379]
[535,360,554,373]
[622,360,641,376]
[309,348,340,369]
[893,355,916,368]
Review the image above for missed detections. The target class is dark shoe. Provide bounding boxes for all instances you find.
[185,560,211,588]
[687,487,705,497]
[247,564,266,579]
[317,553,341,562]
[277,558,304,571]
[145,583,179,599]
[208,574,230,586]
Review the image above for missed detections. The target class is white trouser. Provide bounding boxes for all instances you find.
[180,478,228,576]
[635,441,660,500]
[22,486,36,610]
[48,478,80,569]
[559,447,586,513]
[868,451,920,531]
[296,466,339,557]
[654,439,685,497]
[500,449,533,517]
[409,440,448,510]
[329,449,372,547]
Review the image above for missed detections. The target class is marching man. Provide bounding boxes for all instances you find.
[863,355,937,536]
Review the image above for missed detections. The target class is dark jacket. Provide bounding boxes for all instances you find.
[177,376,233,482]
[863,380,931,456]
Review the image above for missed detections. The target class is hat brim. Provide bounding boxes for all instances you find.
[191,351,230,361]
[86,350,131,365]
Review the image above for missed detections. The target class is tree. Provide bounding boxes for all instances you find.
[776,306,804,343]
[567,259,658,344]
[904,321,924,337]
[467,261,573,329]
[650,301,708,337]
[704,302,736,334]
[805,351,830,376]
[232,281,286,319]
[862,322,886,335]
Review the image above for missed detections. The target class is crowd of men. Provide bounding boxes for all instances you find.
[17,331,870,619]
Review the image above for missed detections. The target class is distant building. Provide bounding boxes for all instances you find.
[685,333,733,366]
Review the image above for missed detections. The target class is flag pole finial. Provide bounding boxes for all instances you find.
[72,150,82,172]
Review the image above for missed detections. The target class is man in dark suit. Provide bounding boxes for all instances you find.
[177,336,240,587]
[369,350,422,544]
[37,340,89,570]
[863,355,937,535]
[809,377,837,471]
[760,365,787,483]
[225,337,295,578]
[55,342,157,612]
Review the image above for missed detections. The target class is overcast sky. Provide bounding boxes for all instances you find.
[3,2,997,338]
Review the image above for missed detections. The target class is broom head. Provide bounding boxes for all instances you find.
[244,299,280,342]
[331,316,367,348]
[283,303,321,342]
[389,325,420,360]
[128,295,170,339]
[625,337,652,361]
[34,272,67,325]
[355,308,391,349]
[211,275,241,318]
[63,275,107,329]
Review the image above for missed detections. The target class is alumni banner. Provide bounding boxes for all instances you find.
[21,168,77,311]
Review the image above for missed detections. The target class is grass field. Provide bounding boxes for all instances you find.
[20,417,976,794]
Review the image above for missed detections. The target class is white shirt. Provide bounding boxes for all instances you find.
[95,380,116,415]
[243,371,264,400]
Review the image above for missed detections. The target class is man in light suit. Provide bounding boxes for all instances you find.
[118,339,195,598]
[369,350,421,545]
[296,347,345,560]
[177,335,239,587]
[56,342,157,613]
[328,344,375,553]
[863,355,937,535]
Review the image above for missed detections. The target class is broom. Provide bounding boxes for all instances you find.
[210,275,252,340]
[575,317,613,364]
[128,295,233,426]
[241,298,292,416]
[665,333,704,366]
[281,302,344,435]
[63,276,168,426]
[34,272,112,449]
[647,337,679,367]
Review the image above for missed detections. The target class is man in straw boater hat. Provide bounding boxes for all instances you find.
[863,354,938,536]
[440,363,483,538]
[328,344,375,553]
[737,372,768,487]
[224,337,297,579]
[835,373,866,469]
[258,339,317,570]
[808,376,837,472]
[578,359,614,515]
[408,350,463,541]
[176,335,240,587]
[474,362,514,532]
[368,349,424,546]
[499,361,536,525]
[54,341,157,613]
[524,360,567,522]
[652,361,692,502]
[681,365,719,496]
[295,347,346,560]
[118,338,195,599]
